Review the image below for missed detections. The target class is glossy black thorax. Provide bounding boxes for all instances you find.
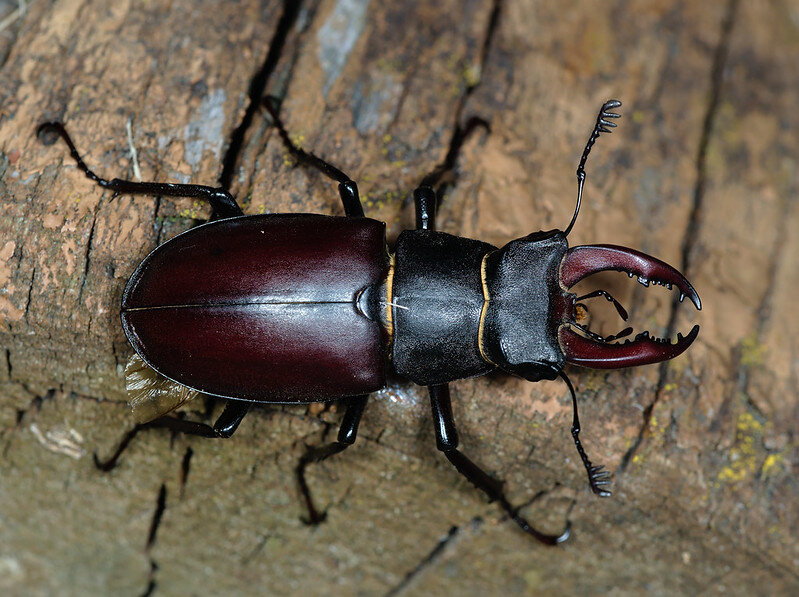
[389,229,571,385]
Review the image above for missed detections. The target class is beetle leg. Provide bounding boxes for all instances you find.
[558,372,612,497]
[261,98,365,218]
[37,122,243,220]
[211,400,250,437]
[428,384,570,545]
[413,186,437,230]
[297,395,369,524]
[94,400,251,471]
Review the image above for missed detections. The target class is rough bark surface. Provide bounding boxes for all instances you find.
[1,0,797,595]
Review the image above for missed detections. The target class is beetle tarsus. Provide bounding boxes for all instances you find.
[93,402,249,471]
[296,441,349,525]
[93,424,144,472]
[37,121,244,219]
[442,447,571,545]
[262,97,365,218]
[559,372,612,497]
[296,395,369,525]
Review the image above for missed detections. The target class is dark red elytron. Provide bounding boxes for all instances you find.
[39,99,700,545]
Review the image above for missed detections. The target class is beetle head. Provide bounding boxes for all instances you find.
[481,231,701,381]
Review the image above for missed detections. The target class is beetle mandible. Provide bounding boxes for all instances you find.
[38,99,701,544]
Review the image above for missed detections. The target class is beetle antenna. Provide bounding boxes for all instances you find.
[564,100,622,237]
[557,371,612,496]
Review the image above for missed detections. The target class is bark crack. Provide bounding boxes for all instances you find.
[77,211,98,304]
[416,0,501,197]
[140,484,167,597]
[384,523,471,597]
[23,264,34,322]
[218,0,305,191]
[619,0,739,474]
[179,445,193,498]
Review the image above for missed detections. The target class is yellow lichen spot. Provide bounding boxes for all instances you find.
[462,63,481,88]
[740,333,766,367]
[736,411,763,434]
[632,110,645,124]
[579,369,603,392]
[761,453,785,477]
[382,134,392,144]
[715,412,765,486]
[663,383,677,392]
[291,134,305,150]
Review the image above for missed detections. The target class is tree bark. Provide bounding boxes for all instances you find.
[0,0,796,594]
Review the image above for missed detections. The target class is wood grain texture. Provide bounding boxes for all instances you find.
[1,0,797,594]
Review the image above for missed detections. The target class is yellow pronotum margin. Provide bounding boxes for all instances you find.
[385,253,396,340]
[477,252,496,365]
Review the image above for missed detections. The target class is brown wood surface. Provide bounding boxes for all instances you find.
[1,0,797,594]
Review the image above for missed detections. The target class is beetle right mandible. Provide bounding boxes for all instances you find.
[38,99,701,545]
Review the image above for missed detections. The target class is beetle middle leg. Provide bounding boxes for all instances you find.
[558,372,612,497]
[429,384,570,545]
[296,395,369,524]
[262,98,365,218]
[37,122,244,220]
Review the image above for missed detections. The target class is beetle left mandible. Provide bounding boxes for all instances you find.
[38,99,701,545]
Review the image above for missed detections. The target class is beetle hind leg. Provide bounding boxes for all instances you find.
[94,400,250,471]
[296,395,368,524]
[428,384,571,545]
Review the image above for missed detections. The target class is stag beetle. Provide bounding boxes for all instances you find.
[38,99,700,544]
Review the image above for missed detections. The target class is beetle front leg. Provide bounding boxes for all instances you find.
[94,400,250,471]
[37,122,244,220]
[297,395,369,524]
[428,384,570,545]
